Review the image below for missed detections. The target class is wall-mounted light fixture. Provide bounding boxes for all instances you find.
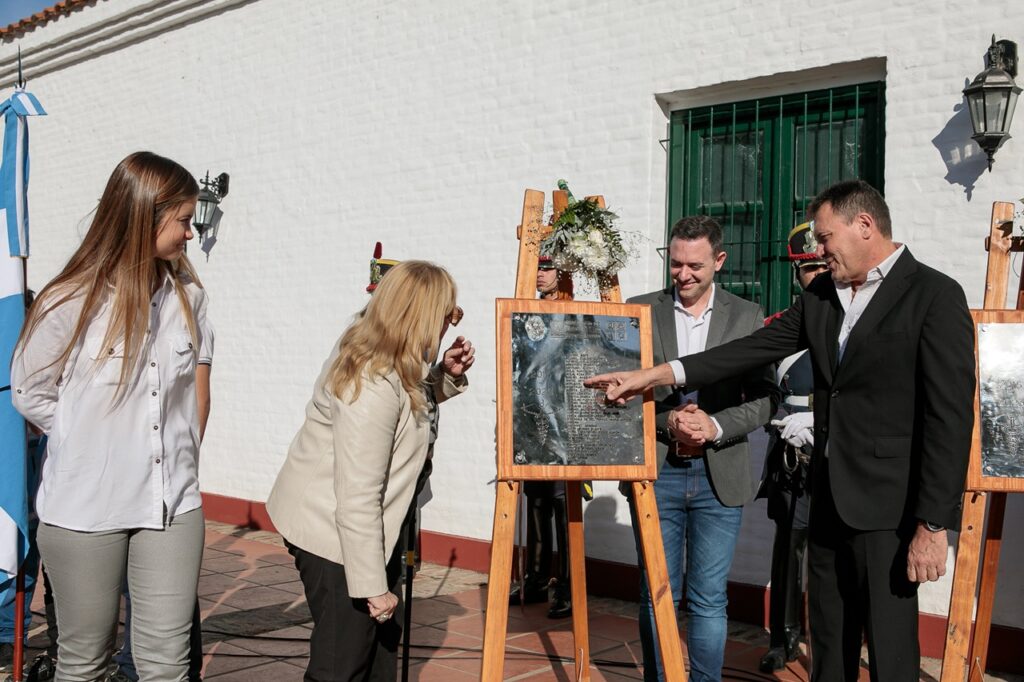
[963,36,1020,171]
[193,171,230,240]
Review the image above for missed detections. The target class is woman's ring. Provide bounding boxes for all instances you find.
[375,613,389,623]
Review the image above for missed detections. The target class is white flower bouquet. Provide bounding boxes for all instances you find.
[539,180,638,289]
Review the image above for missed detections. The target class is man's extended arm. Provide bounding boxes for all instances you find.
[705,312,781,444]
[588,295,806,402]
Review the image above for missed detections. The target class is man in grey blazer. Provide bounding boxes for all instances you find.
[628,216,777,682]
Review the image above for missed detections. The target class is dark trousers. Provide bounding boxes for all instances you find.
[288,542,404,682]
[808,461,920,682]
[523,489,568,587]
[768,524,807,645]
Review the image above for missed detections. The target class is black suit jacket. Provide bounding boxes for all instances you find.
[628,287,777,507]
[679,249,975,531]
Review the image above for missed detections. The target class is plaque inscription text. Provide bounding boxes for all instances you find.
[511,312,644,466]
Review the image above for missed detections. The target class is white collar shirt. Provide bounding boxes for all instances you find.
[673,284,716,360]
[672,284,724,441]
[12,275,214,531]
[834,244,905,362]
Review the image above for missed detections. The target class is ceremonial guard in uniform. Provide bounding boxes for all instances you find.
[509,256,589,618]
[757,222,827,672]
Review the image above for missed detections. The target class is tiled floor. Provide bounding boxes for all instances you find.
[8,521,1022,681]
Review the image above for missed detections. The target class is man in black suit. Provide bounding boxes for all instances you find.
[586,180,975,681]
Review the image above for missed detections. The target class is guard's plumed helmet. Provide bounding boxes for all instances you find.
[786,221,826,267]
[367,242,400,292]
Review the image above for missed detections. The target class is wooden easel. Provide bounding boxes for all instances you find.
[480,189,686,681]
[941,201,1021,682]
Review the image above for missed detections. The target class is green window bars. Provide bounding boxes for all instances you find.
[666,82,885,314]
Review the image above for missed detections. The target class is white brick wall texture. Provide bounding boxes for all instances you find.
[4,0,1023,625]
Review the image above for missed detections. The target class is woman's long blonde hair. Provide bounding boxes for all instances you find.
[328,260,457,415]
[17,151,202,394]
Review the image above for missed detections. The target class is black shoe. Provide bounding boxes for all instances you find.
[26,654,56,682]
[758,646,787,672]
[547,580,572,618]
[783,626,802,661]
[547,597,572,619]
[106,670,135,682]
[508,582,548,605]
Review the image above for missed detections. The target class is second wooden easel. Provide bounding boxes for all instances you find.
[941,201,1022,682]
[480,188,687,681]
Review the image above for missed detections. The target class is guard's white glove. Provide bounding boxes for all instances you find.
[771,412,814,449]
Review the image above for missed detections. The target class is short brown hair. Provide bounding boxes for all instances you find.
[669,215,724,254]
[807,180,892,238]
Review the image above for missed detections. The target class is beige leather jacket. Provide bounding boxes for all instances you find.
[267,347,467,597]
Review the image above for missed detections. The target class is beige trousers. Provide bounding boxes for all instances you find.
[36,508,204,682]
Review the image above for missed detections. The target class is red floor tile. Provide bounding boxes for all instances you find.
[405,624,483,661]
[225,625,311,659]
[198,640,274,678]
[223,562,300,586]
[205,659,305,680]
[436,649,554,679]
[409,595,473,626]
[32,526,950,682]
[434,586,489,611]
[216,584,302,610]
[272,579,305,595]
[407,660,482,681]
[201,554,267,574]
[198,596,240,619]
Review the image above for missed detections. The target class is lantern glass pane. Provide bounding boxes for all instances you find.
[984,88,1009,132]
[1005,89,1020,134]
[194,196,216,229]
[967,90,987,133]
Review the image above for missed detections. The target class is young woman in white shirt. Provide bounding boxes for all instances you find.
[12,151,213,682]
[266,260,474,681]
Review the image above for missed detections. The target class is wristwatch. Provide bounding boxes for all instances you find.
[922,521,945,532]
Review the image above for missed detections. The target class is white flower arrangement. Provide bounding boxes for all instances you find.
[538,181,640,290]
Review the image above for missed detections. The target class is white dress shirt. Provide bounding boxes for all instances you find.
[834,244,905,361]
[672,285,724,442]
[12,274,214,532]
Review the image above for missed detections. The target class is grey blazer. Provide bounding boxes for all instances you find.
[627,286,778,507]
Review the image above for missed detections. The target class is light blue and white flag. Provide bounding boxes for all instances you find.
[0,86,45,578]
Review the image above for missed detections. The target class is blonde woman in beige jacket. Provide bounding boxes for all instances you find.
[266,260,473,681]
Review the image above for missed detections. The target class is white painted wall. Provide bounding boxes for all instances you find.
[4,0,1023,626]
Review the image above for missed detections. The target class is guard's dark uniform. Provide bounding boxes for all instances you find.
[509,255,585,619]
[756,347,812,667]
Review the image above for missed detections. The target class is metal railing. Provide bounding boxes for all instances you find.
[667,82,885,313]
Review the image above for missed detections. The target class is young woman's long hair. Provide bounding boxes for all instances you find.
[17,151,202,393]
[328,260,457,416]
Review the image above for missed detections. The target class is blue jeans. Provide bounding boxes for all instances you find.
[631,457,743,682]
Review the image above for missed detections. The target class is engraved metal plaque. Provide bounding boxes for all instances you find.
[511,312,644,466]
[978,322,1024,479]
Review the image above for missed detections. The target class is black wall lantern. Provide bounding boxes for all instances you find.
[193,171,230,238]
[963,36,1020,171]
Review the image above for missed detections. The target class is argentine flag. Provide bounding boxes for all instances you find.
[0,87,45,578]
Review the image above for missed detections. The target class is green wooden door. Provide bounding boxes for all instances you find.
[666,83,885,314]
